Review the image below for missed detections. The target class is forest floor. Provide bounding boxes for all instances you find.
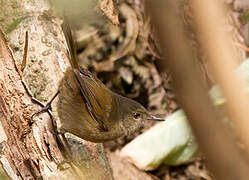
[76,0,249,179]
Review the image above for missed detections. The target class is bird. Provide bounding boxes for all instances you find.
[39,19,164,143]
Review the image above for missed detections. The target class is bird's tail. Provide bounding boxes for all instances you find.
[61,16,79,69]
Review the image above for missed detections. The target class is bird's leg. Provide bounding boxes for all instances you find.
[14,31,56,120]
[31,91,60,119]
[32,92,77,171]
[56,134,76,171]
[19,31,75,169]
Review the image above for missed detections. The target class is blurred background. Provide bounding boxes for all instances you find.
[2,0,249,179]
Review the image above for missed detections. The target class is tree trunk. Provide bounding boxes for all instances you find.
[0,0,113,179]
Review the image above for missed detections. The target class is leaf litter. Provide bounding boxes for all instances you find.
[72,0,248,179]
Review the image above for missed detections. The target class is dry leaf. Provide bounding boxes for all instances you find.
[100,0,120,25]
[109,3,139,62]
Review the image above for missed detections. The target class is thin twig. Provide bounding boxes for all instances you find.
[234,41,249,53]
[21,31,28,72]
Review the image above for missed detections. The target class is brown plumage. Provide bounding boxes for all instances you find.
[56,19,163,142]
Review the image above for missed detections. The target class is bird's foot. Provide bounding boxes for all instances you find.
[31,91,59,119]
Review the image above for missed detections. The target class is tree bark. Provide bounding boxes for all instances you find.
[0,0,113,179]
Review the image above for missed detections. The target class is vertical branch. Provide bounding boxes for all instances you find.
[192,0,249,157]
[146,0,249,179]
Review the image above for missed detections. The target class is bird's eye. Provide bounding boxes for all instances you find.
[133,112,141,120]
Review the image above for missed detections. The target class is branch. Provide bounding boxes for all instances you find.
[146,0,249,179]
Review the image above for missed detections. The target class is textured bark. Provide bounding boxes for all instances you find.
[0,0,113,179]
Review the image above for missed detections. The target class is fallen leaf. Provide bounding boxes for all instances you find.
[100,0,120,25]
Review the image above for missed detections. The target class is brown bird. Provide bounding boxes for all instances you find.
[40,19,164,143]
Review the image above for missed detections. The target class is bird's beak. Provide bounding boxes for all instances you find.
[147,115,165,121]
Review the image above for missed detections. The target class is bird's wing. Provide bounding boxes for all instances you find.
[74,67,112,131]
[62,17,112,131]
